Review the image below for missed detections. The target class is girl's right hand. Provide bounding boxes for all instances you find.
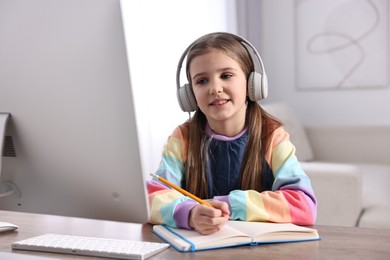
[189,200,230,235]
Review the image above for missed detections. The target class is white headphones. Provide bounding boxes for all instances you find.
[176,32,268,113]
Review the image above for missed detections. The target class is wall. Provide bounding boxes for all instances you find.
[239,0,390,126]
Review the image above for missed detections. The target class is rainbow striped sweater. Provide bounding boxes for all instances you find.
[147,124,317,229]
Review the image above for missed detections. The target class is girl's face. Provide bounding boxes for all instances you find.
[189,50,247,135]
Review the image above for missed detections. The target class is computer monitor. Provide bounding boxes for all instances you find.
[0,0,150,223]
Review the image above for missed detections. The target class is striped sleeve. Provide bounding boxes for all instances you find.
[147,125,196,228]
[226,127,317,225]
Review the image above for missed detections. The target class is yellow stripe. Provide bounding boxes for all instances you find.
[163,138,182,158]
[150,189,183,224]
[246,190,270,222]
[272,141,296,174]
[246,190,292,223]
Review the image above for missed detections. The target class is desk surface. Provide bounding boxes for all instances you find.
[1,210,390,259]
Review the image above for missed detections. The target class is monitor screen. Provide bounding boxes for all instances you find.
[0,0,150,223]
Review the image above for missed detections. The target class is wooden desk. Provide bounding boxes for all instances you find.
[1,210,390,259]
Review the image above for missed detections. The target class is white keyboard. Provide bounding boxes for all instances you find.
[12,233,170,260]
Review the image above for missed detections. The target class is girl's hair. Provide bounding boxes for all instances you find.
[183,33,281,198]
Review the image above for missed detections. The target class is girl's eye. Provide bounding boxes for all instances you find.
[221,73,233,79]
[196,78,208,85]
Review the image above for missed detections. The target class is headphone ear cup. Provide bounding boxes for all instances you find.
[177,83,198,112]
[248,71,267,101]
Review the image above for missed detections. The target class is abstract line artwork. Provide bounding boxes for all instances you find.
[295,0,388,90]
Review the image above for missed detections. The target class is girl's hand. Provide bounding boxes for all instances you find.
[189,200,230,235]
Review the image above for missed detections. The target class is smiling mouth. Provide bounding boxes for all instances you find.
[210,99,229,106]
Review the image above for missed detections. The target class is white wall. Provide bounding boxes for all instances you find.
[241,0,390,126]
[120,0,237,175]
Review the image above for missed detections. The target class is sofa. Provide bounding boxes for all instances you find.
[262,102,390,228]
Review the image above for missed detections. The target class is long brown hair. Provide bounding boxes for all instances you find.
[183,33,281,198]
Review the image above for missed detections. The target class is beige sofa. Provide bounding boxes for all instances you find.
[263,102,390,228]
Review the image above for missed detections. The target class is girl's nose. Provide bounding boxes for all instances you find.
[209,80,223,95]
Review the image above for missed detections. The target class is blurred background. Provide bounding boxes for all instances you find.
[122,0,390,175]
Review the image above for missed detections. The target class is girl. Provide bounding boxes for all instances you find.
[147,32,317,235]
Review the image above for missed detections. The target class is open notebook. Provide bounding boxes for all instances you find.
[153,221,319,252]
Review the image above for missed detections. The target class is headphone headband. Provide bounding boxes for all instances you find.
[176,32,268,112]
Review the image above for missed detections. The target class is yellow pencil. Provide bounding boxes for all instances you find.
[150,173,213,208]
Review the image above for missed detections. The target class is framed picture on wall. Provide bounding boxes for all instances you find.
[294,0,389,90]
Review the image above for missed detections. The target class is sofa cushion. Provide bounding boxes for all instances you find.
[354,163,390,228]
[358,206,390,228]
[356,163,390,208]
[262,102,314,161]
[301,162,362,227]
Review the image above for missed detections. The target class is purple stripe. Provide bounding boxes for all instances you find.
[173,200,198,229]
[206,124,247,141]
